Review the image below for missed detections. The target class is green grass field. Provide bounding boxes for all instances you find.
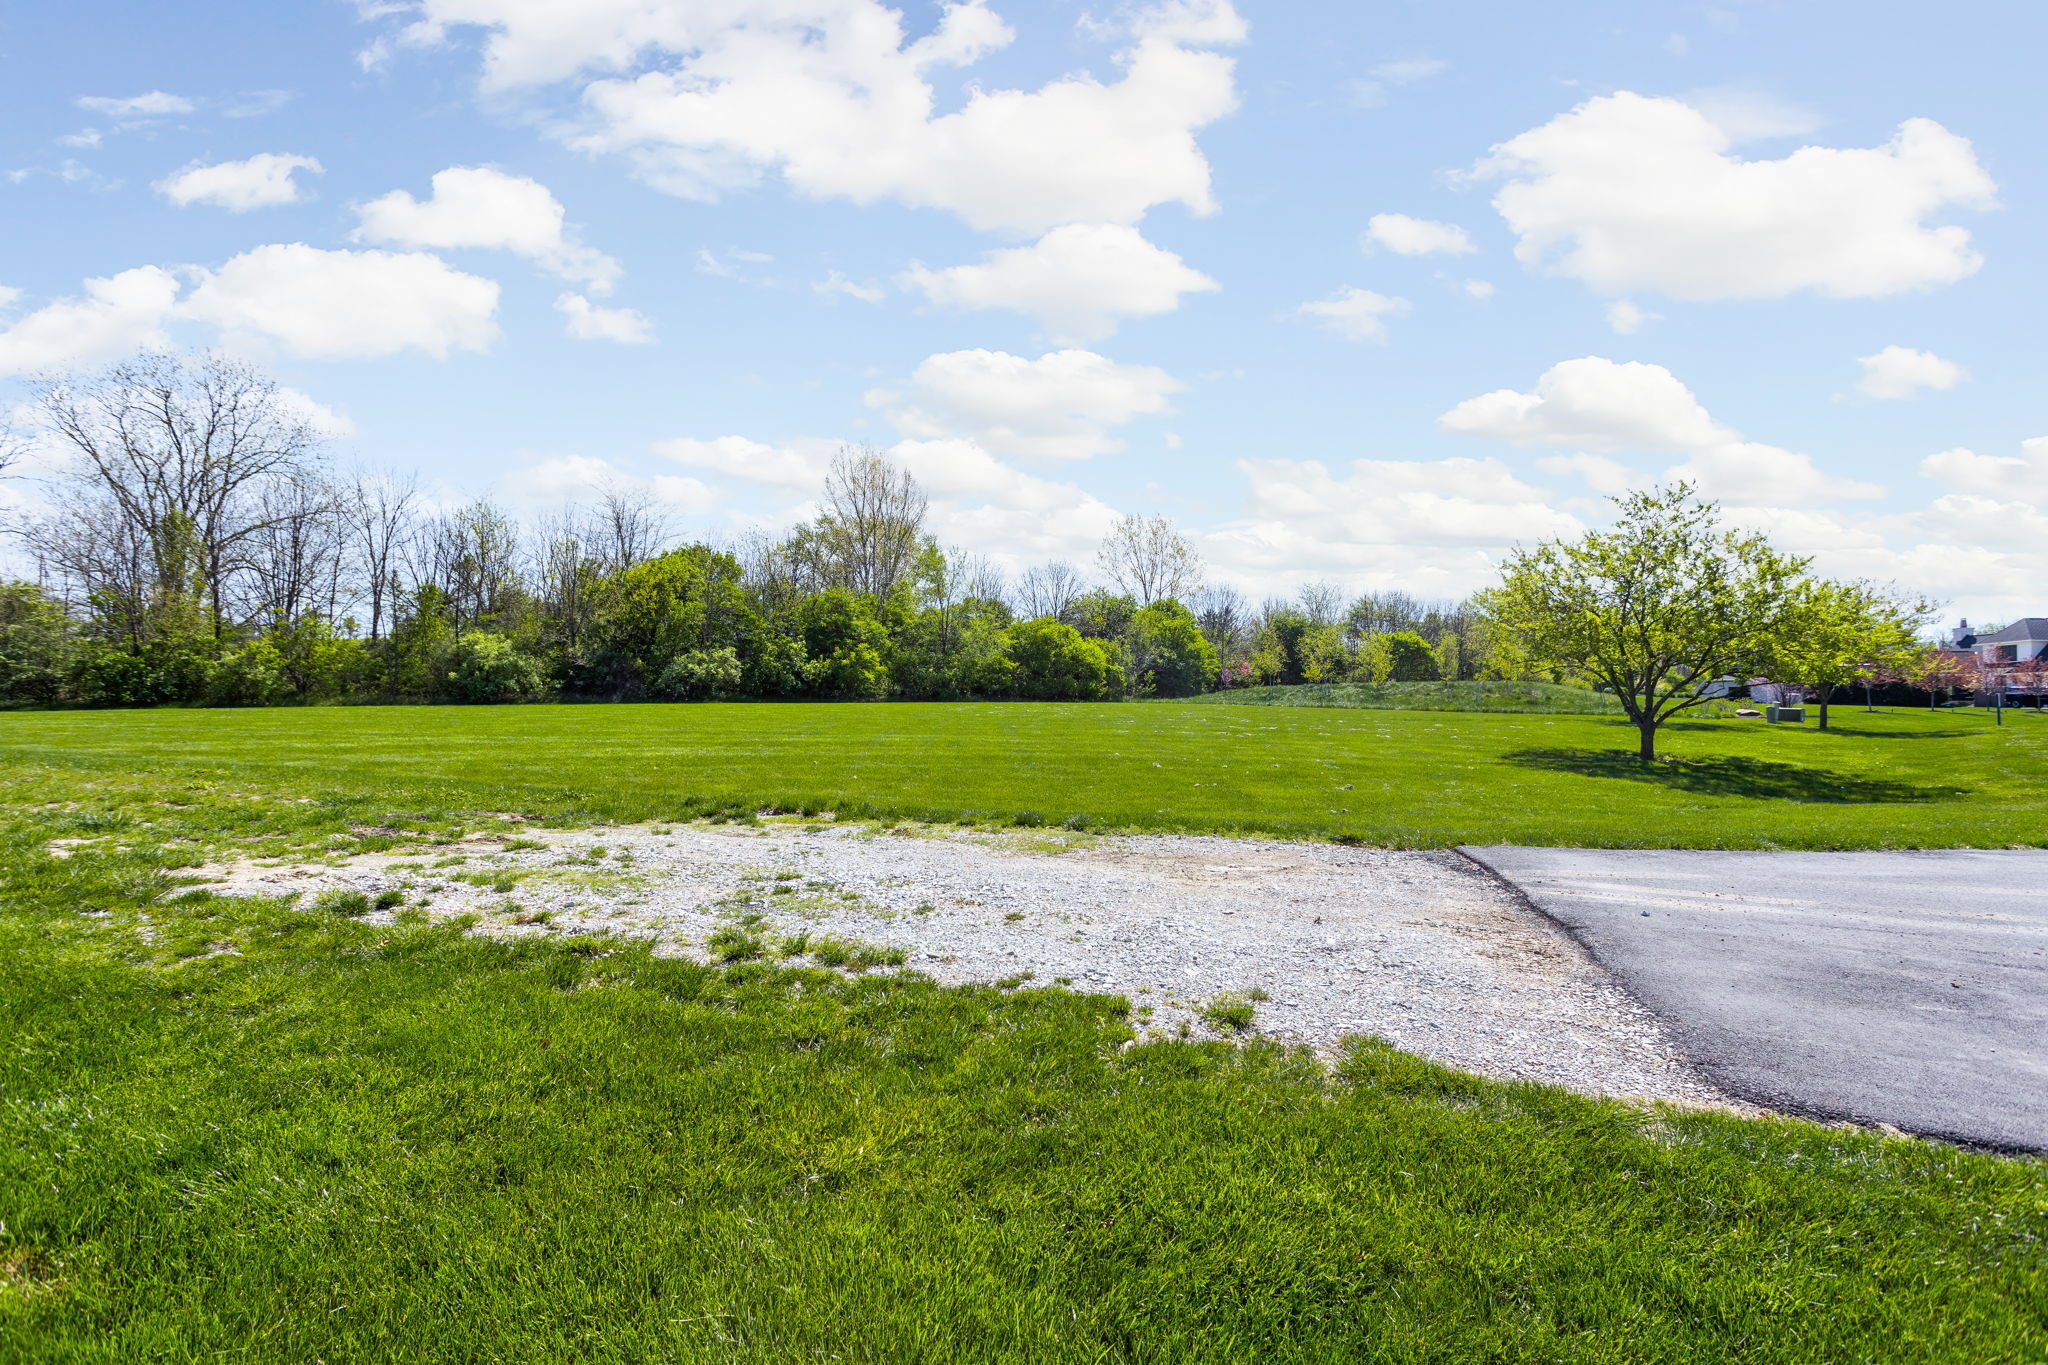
[4,703,2044,1361]
[4,697,2045,848]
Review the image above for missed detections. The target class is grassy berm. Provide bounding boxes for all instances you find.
[1173,679,1631,713]
[2,705,2043,1361]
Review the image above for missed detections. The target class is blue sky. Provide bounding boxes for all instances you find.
[3,0,2043,622]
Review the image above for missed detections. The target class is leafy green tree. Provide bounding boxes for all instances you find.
[1250,610,1313,686]
[208,640,287,706]
[1062,589,1139,642]
[1478,483,1809,762]
[72,647,211,707]
[385,585,456,698]
[1382,630,1440,681]
[1128,599,1218,696]
[1350,633,1392,684]
[1431,630,1465,683]
[0,582,78,704]
[1002,619,1124,700]
[1777,581,1934,729]
[1299,625,1348,683]
[269,614,373,697]
[583,546,755,695]
[795,589,891,700]
[893,595,1015,699]
[740,629,808,698]
[446,631,553,703]
[949,614,1017,696]
[655,647,744,700]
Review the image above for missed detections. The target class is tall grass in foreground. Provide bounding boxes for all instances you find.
[0,774,2043,1362]
[1174,681,1628,713]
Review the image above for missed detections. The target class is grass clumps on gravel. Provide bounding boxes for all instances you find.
[803,935,908,971]
[706,925,767,962]
[311,888,371,917]
[1199,991,1260,1033]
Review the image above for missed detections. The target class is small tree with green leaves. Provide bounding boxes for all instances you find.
[1775,580,1934,729]
[1478,483,1809,763]
[1382,630,1440,681]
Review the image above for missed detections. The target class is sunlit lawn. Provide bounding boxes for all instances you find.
[3,698,2044,848]
[2,705,2045,1360]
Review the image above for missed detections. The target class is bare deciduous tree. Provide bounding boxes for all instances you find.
[235,476,348,628]
[942,550,1005,605]
[730,527,806,612]
[1014,560,1084,619]
[0,415,26,479]
[26,352,325,640]
[342,469,420,642]
[1189,584,1252,658]
[585,482,671,575]
[1297,579,1343,626]
[1097,513,1203,605]
[811,445,928,598]
[418,500,522,630]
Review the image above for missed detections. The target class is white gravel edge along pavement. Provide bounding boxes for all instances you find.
[192,819,1740,1111]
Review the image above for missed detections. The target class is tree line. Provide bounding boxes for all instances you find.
[0,352,1519,709]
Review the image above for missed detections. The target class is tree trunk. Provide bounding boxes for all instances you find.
[1638,719,1657,763]
[1816,684,1833,731]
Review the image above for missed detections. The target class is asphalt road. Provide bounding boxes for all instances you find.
[1458,847,2048,1151]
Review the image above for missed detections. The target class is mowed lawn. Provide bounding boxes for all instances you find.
[4,698,2046,847]
[2,710,2045,1361]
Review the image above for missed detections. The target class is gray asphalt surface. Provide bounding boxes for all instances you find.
[1458,847,2048,1151]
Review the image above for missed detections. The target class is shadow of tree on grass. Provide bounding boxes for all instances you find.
[1502,748,1962,804]
[1813,724,1984,741]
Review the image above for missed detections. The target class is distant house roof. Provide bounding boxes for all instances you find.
[1977,617,2048,644]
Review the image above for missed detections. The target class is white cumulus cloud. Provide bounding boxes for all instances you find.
[1536,453,1638,495]
[181,244,501,360]
[498,453,718,514]
[0,267,182,376]
[355,166,622,293]
[1921,438,2048,504]
[1206,455,1582,596]
[900,223,1218,342]
[1440,355,1882,506]
[556,292,654,344]
[655,435,841,495]
[0,246,504,371]
[376,0,1245,236]
[1605,299,1657,334]
[872,348,1184,461]
[157,153,323,211]
[1856,345,1967,400]
[1363,213,1474,256]
[1298,287,1410,342]
[1442,356,1737,451]
[1471,92,1996,300]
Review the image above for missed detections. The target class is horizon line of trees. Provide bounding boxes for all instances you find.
[0,352,1521,710]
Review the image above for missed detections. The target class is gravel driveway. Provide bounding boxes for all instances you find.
[196,821,1731,1110]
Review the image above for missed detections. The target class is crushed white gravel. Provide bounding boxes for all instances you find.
[194,820,1737,1110]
